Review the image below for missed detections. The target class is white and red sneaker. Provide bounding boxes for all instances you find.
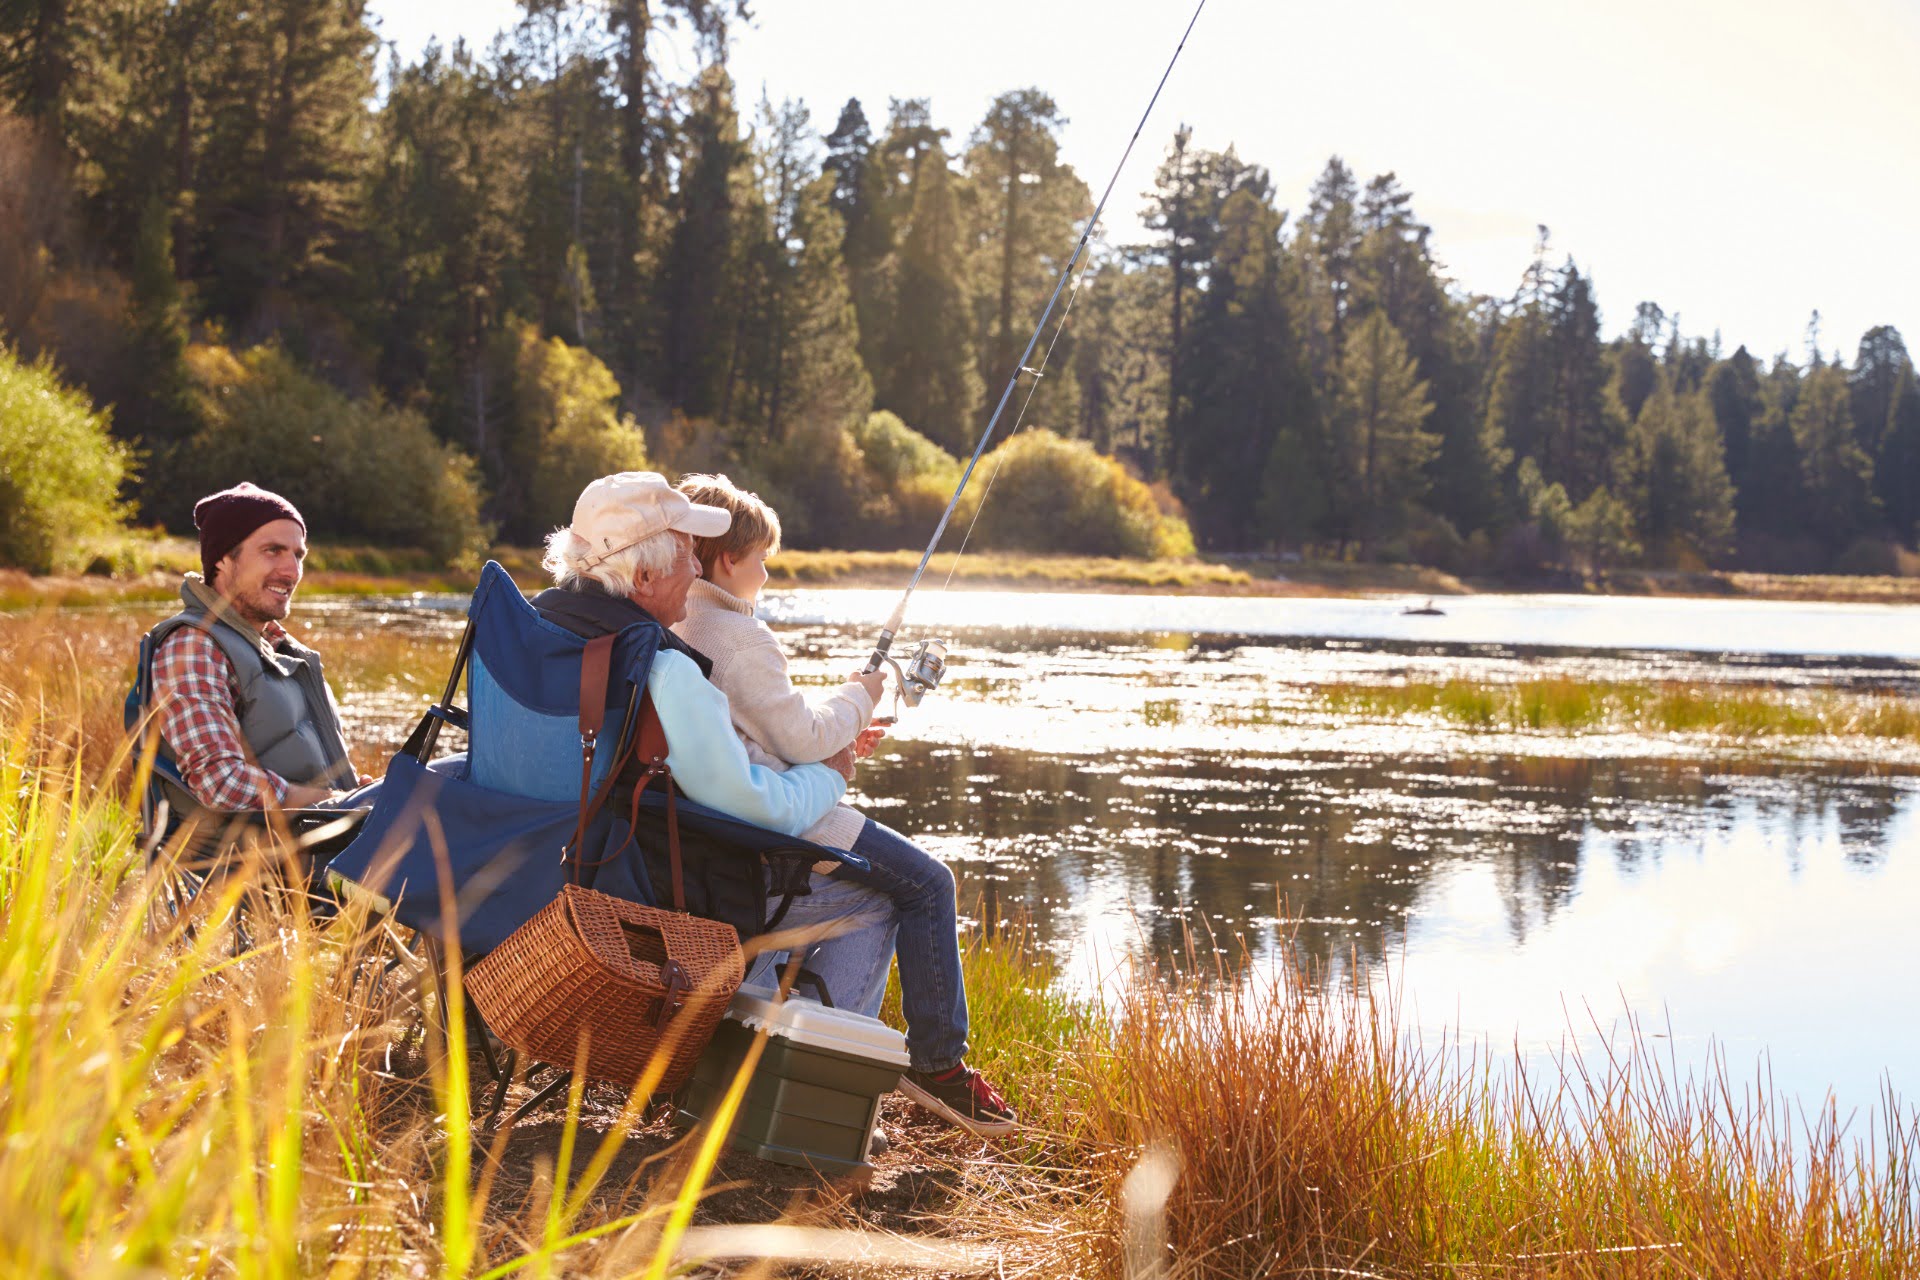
[898,1062,1018,1137]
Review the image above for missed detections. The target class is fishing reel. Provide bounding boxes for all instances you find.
[879,638,948,710]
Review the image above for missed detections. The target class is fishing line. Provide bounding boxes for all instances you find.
[862,0,1209,679]
[939,268,1086,591]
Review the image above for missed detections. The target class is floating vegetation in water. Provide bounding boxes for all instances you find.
[1195,677,1920,744]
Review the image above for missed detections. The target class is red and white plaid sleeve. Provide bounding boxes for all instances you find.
[150,628,290,810]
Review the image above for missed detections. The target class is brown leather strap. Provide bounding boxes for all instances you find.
[635,696,682,910]
[566,635,616,870]
[579,635,613,741]
[604,695,684,911]
[663,772,684,913]
[564,677,688,914]
[568,690,657,871]
[635,690,668,766]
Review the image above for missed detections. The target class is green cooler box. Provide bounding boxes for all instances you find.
[676,984,908,1177]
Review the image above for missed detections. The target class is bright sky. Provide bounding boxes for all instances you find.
[368,0,1920,363]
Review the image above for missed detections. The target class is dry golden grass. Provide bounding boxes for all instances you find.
[958,941,1920,1278]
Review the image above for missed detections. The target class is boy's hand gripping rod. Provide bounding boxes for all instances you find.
[860,0,1208,699]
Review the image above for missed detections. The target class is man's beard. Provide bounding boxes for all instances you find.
[233,582,294,626]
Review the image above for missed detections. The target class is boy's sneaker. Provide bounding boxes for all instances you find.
[898,1062,1018,1137]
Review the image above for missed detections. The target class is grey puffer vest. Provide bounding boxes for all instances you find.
[147,577,357,792]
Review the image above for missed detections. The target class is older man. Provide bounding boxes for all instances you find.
[536,472,903,1027]
[146,482,365,811]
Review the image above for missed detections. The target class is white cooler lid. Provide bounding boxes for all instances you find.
[725,984,910,1068]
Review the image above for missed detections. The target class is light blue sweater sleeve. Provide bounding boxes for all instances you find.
[647,649,847,836]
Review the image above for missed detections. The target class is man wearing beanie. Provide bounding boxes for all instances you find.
[142,482,364,811]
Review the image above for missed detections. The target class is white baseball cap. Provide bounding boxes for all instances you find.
[569,472,731,569]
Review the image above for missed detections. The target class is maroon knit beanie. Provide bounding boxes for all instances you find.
[194,482,306,587]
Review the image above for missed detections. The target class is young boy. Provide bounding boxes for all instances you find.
[671,474,1016,1137]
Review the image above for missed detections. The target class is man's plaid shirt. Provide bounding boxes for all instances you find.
[151,623,294,809]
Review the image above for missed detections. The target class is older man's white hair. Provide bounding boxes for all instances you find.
[543,526,683,595]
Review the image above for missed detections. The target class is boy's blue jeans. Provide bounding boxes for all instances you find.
[742,818,969,1073]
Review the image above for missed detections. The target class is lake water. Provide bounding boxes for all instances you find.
[762,589,1920,1120]
[331,588,1920,1118]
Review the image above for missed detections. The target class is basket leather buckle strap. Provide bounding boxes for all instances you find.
[654,959,690,1028]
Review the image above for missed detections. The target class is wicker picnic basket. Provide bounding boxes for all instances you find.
[465,634,745,1094]
[466,883,742,1089]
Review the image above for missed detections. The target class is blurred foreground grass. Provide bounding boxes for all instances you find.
[0,699,981,1275]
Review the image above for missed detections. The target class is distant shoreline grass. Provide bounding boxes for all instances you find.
[8,537,1920,611]
[1304,676,1920,744]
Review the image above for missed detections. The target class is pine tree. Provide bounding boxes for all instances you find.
[1481,303,1553,509]
[601,0,744,405]
[503,1,621,350]
[871,138,981,452]
[1171,186,1317,549]
[845,98,946,389]
[739,105,869,449]
[1625,383,1735,563]
[1143,129,1268,429]
[0,0,74,126]
[821,98,871,226]
[1705,346,1763,507]
[1851,324,1909,465]
[189,0,377,338]
[1791,364,1877,552]
[658,65,753,420]
[1349,170,1498,539]
[1878,361,1920,544]
[1295,156,1361,392]
[755,174,875,549]
[1334,310,1438,551]
[358,42,526,456]
[961,88,1089,434]
[1739,360,1809,545]
[1545,263,1617,499]
[1144,126,1200,425]
[1613,302,1664,422]
[1850,326,1912,529]
[1355,172,1419,315]
[1073,254,1169,472]
[778,174,873,435]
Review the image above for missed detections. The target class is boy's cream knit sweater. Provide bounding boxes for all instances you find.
[671,579,873,851]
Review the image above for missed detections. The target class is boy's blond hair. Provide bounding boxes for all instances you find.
[674,474,782,579]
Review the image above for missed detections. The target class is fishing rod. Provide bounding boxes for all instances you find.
[862,0,1210,710]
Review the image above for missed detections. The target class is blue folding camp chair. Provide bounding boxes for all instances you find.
[325,561,867,1127]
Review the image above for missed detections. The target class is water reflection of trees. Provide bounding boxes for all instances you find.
[855,746,1917,982]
